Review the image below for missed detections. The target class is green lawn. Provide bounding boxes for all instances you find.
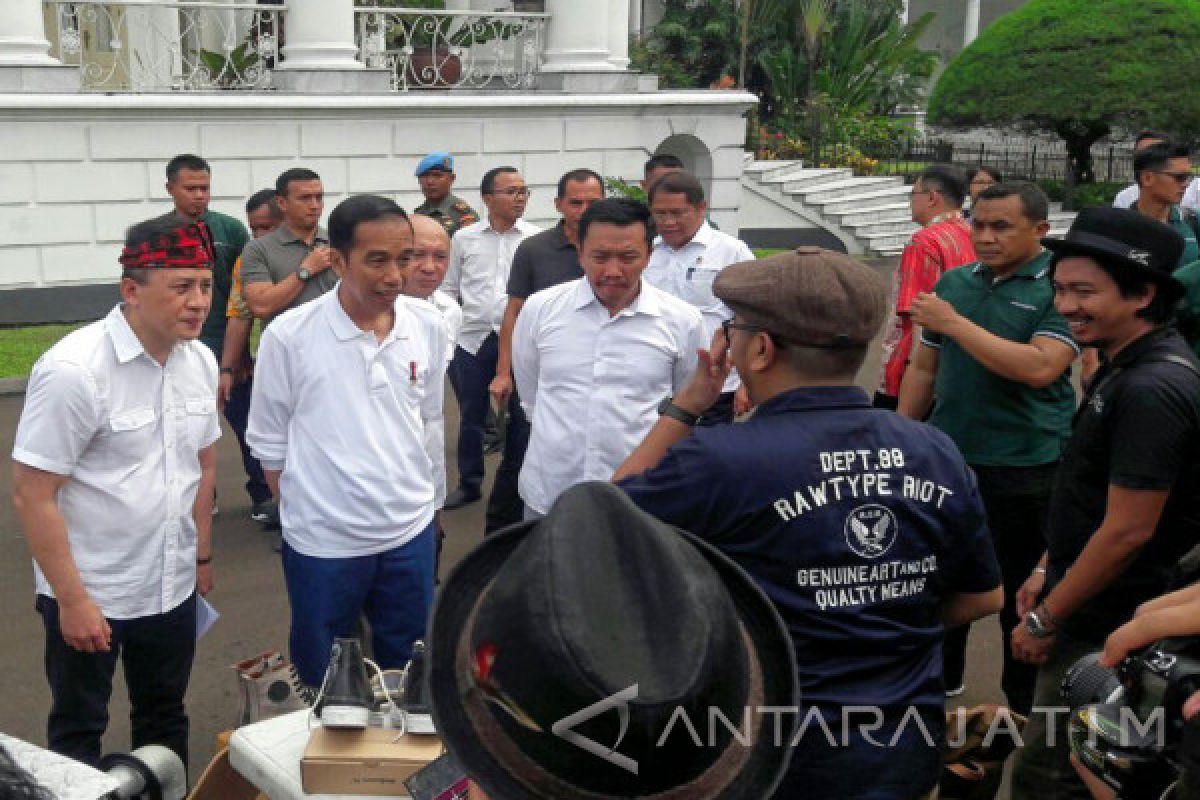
[0,324,83,379]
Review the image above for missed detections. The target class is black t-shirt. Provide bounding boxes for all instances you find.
[505,222,582,299]
[1046,328,1200,642]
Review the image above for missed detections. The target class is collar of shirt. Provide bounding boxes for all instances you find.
[1105,326,1176,370]
[277,224,328,247]
[550,220,576,251]
[421,195,457,216]
[928,210,965,227]
[970,249,1052,284]
[323,284,411,347]
[106,305,191,368]
[570,277,662,318]
[482,217,536,237]
[752,385,873,418]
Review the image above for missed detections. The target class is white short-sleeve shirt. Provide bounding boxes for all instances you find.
[644,223,755,393]
[512,278,705,514]
[12,306,220,620]
[247,288,448,558]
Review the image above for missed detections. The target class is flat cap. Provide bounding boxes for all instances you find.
[713,246,887,348]
[415,151,454,177]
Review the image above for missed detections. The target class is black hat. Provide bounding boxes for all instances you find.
[429,482,798,800]
[1042,207,1185,299]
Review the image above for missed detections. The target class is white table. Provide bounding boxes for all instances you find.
[228,711,411,800]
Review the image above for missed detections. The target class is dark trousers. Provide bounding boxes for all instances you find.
[281,522,436,687]
[223,376,272,505]
[37,593,197,770]
[484,388,530,533]
[448,335,498,492]
[943,463,1056,716]
[1010,631,1097,800]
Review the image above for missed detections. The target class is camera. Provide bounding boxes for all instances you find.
[1062,639,1200,799]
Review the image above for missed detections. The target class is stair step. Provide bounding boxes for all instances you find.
[756,166,851,186]
[742,159,802,176]
[785,176,904,201]
[831,203,913,226]
[816,186,917,214]
[859,231,914,250]
[848,220,919,236]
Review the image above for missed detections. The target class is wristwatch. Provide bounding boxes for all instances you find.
[1025,609,1056,639]
[297,267,312,282]
[658,395,700,427]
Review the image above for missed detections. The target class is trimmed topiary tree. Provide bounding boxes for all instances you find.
[928,0,1200,193]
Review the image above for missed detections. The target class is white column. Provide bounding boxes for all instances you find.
[963,0,981,47]
[541,0,616,72]
[899,0,909,25]
[278,0,362,71]
[629,0,643,37]
[0,0,60,65]
[608,0,631,70]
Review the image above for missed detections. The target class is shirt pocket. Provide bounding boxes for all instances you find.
[681,266,722,308]
[179,395,216,449]
[103,406,158,465]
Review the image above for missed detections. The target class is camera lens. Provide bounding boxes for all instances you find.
[1063,653,1124,708]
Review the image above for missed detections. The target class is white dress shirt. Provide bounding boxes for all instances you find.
[644,222,755,392]
[247,288,448,558]
[441,217,540,354]
[12,305,220,619]
[1114,181,1200,212]
[428,289,463,366]
[513,278,705,514]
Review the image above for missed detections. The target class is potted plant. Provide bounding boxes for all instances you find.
[366,0,462,87]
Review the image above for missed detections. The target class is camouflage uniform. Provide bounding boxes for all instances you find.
[415,193,480,239]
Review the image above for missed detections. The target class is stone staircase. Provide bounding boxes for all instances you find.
[740,158,1075,257]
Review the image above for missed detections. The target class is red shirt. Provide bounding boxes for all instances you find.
[879,212,976,397]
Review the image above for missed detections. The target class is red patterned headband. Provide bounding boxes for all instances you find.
[119,221,215,271]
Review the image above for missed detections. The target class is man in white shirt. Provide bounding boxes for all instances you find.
[441,166,540,510]
[247,195,447,688]
[645,171,755,424]
[513,198,705,518]
[406,213,462,363]
[1113,130,1200,212]
[12,218,221,769]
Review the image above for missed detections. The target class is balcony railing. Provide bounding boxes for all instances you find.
[43,0,284,91]
[355,7,548,91]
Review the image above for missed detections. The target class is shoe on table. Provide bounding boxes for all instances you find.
[444,485,481,510]
[315,638,374,729]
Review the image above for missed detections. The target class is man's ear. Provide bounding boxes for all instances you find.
[119,276,141,306]
[1134,280,1158,314]
[329,248,347,279]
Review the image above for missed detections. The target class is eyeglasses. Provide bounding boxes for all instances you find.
[489,187,531,198]
[721,319,767,341]
[650,209,698,223]
[1151,170,1194,185]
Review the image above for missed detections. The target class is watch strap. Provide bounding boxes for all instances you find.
[660,399,699,427]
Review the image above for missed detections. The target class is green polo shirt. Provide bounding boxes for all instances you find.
[922,251,1078,467]
[1168,205,1200,268]
[1175,259,1200,356]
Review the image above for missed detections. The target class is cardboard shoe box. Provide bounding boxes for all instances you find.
[301,726,444,796]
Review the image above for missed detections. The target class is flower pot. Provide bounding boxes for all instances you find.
[405,45,462,88]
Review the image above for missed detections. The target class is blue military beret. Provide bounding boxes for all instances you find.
[415,152,454,177]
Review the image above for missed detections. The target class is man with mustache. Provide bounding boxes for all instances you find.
[1007,208,1200,799]
[898,182,1078,713]
[512,198,704,519]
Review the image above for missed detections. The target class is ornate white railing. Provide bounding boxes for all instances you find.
[355,7,548,91]
[43,0,284,91]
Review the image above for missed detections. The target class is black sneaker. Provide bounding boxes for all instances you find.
[400,641,435,734]
[315,638,373,729]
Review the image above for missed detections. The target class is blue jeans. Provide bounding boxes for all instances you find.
[448,334,498,491]
[281,521,436,687]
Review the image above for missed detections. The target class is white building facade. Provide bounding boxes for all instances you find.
[0,0,755,324]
